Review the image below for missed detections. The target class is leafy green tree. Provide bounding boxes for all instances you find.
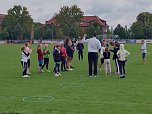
[131,12,152,39]
[0,28,9,40]
[87,21,102,38]
[113,24,126,39]
[34,22,43,40]
[2,5,33,40]
[55,5,84,38]
[42,24,56,40]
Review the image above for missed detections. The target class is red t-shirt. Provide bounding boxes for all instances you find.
[61,47,67,57]
[37,49,43,60]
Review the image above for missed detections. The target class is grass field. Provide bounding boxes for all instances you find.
[0,44,152,114]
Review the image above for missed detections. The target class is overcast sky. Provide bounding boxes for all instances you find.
[0,0,152,28]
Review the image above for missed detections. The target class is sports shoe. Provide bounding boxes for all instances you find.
[22,75,29,78]
[119,75,125,79]
[41,70,44,73]
[94,75,98,77]
[122,76,126,78]
[67,68,73,71]
[26,75,29,78]
[58,73,62,76]
[22,75,27,78]
[27,72,31,75]
[46,70,51,72]
[89,75,92,78]
[54,74,59,77]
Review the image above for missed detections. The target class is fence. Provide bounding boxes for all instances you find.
[0,39,152,44]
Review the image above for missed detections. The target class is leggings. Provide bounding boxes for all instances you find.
[21,61,27,76]
[42,58,49,70]
[78,50,83,60]
[119,61,126,76]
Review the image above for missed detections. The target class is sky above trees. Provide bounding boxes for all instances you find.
[0,0,152,27]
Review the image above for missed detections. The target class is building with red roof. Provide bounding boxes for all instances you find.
[45,15,109,36]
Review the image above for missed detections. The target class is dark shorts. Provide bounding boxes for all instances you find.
[100,58,104,64]
[142,53,146,59]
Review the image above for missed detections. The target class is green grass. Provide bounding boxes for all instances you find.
[0,44,152,114]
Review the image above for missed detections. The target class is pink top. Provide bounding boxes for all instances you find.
[37,49,43,60]
[61,47,67,57]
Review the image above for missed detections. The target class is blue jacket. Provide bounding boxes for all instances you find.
[53,48,61,62]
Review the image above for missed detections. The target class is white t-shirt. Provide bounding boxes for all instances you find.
[82,37,101,53]
[25,47,31,59]
[141,43,147,54]
[100,47,105,59]
[21,51,29,62]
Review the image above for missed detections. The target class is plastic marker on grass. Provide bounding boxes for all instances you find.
[23,96,55,102]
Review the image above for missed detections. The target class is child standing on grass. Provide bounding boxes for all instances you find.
[21,46,30,78]
[117,44,130,78]
[99,42,106,71]
[53,44,62,77]
[110,42,120,74]
[66,39,75,71]
[25,42,32,75]
[76,38,84,60]
[60,44,67,71]
[140,40,147,64]
[42,44,50,72]
[37,44,44,73]
[103,47,111,75]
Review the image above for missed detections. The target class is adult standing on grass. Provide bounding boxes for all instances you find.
[25,42,32,75]
[117,44,130,78]
[82,33,101,77]
[140,40,147,64]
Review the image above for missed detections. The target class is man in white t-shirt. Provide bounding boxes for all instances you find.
[82,33,101,77]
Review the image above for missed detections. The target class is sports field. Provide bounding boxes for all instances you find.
[0,44,152,114]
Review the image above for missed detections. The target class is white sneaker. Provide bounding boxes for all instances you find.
[46,70,51,72]
[26,75,29,78]
[22,75,29,78]
[41,70,44,73]
[54,74,59,77]
[67,68,73,71]
[22,75,27,78]
[27,72,31,75]
[58,73,62,76]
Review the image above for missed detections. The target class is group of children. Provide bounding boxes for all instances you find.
[99,40,130,78]
[20,37,85,77]
[21,38,147,78]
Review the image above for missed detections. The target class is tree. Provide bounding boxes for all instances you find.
[34,22,43,40]
[42,24,56,40]
[131,12,152,39]
[113,24,126,39]
[87,21,102,38]
[55,5,84,38]
[0,28,9,40]
[2,5,33,40]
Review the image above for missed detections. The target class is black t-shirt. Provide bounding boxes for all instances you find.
[103,52,110,59]
[66,46,74,58]
[76,43,84,50]
[111,47,119,60]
